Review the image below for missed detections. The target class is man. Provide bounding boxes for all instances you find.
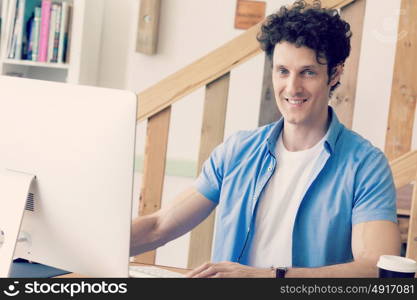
[130,0,400,278]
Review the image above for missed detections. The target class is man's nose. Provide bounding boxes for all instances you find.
[286,75,303,96]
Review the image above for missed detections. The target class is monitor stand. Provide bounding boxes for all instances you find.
[0,170,35,278]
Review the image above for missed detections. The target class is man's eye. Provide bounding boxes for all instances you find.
[303,70,316,76]
[277,68,288,75]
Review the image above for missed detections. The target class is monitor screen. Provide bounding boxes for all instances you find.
[0,76,137,277]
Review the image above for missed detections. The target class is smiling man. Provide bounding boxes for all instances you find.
[130,0,400,277]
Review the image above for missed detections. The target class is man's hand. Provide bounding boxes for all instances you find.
[186,261,274,278]
[130,187,216,256]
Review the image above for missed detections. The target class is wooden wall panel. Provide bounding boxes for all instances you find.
[187,73,230,269]
[133,106,171,264]
[258,54,281,127]
[136,0,161,55]
[330,0,366,129]
[406,174,417,260]
[385,0,417,161]
[390,150,417,190]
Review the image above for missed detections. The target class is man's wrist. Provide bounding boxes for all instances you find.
[276,267,288,278]
[270,266,288,278]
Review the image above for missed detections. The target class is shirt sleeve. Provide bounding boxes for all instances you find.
[194,133,237,204]
[352,150,397,225]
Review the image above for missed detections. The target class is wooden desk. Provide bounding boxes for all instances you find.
[56,263,189,278]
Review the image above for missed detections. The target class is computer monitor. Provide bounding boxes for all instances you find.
[0,76,137,277]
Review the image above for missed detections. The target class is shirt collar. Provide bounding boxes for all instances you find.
[266,106,344,156]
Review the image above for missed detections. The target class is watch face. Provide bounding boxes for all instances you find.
[276,267,287,278]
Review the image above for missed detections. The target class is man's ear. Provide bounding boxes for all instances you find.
[330,64,344,86]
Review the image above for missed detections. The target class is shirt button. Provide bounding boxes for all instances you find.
[268,167,272,172]
[253,196,257,200]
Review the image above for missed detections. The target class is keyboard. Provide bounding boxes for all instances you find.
[129,265,185,278]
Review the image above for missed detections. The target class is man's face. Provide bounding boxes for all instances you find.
[272,42,340,128]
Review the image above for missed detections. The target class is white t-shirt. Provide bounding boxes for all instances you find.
[248,131,327,268]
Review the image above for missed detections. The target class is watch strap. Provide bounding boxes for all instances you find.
[275,267,288,278]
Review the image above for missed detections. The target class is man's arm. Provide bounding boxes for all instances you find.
[186,220,401,278]
[285,220,401,277]
[130,186,217,257]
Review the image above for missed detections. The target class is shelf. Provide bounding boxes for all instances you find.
[2,58,70,70]
[0,0,103,84]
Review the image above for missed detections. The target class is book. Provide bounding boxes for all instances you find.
[47,3,57,62]
[62,3,72,63]
[31,6,41,61]
[57,0,69,63]
[10,0,27,59]
[24,11,34,59]
[6,0,18,58]
[22,0,41,60]
[0,1,9,51]
[51,3,61,62]
[14,0,26,59]
[38,0,52,62]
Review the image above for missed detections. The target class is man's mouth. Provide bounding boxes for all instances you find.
[285,98,308,105]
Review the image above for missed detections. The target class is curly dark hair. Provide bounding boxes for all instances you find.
[257,0,352,92]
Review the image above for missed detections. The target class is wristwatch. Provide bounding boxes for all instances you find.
[275,267,288,278]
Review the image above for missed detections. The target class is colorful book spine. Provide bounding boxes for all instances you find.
[57,0,69,64]
[0,0,9,50]
[31,6,41,61]
[9,0,24,59]
[21,0,42,60]
[62,4,72,63]
[37,0,52,62]
[14,0,26,59]
[47,3,57,62]
[51,3,61,63]
[6,0,18,59]
[26,12,35,59]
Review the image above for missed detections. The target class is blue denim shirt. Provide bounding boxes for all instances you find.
[194,107,397,268]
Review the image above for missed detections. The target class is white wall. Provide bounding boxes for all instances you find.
[352,0,401,150]
[97,0,134,89]
[98,0,407,268]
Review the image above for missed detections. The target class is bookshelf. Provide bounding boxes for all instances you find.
[0,0,103,85]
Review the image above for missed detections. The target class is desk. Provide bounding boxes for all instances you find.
[56,263,189,278]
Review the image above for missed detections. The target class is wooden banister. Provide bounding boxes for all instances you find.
[390,150,417,244]
[187,73,230,269]
[407,171,417,261]
[385,0,417,161]
[134,106,171,264]
[390,150,417,216]
[390,150,417,190]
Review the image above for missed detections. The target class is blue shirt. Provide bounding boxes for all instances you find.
[194,107,397,268]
